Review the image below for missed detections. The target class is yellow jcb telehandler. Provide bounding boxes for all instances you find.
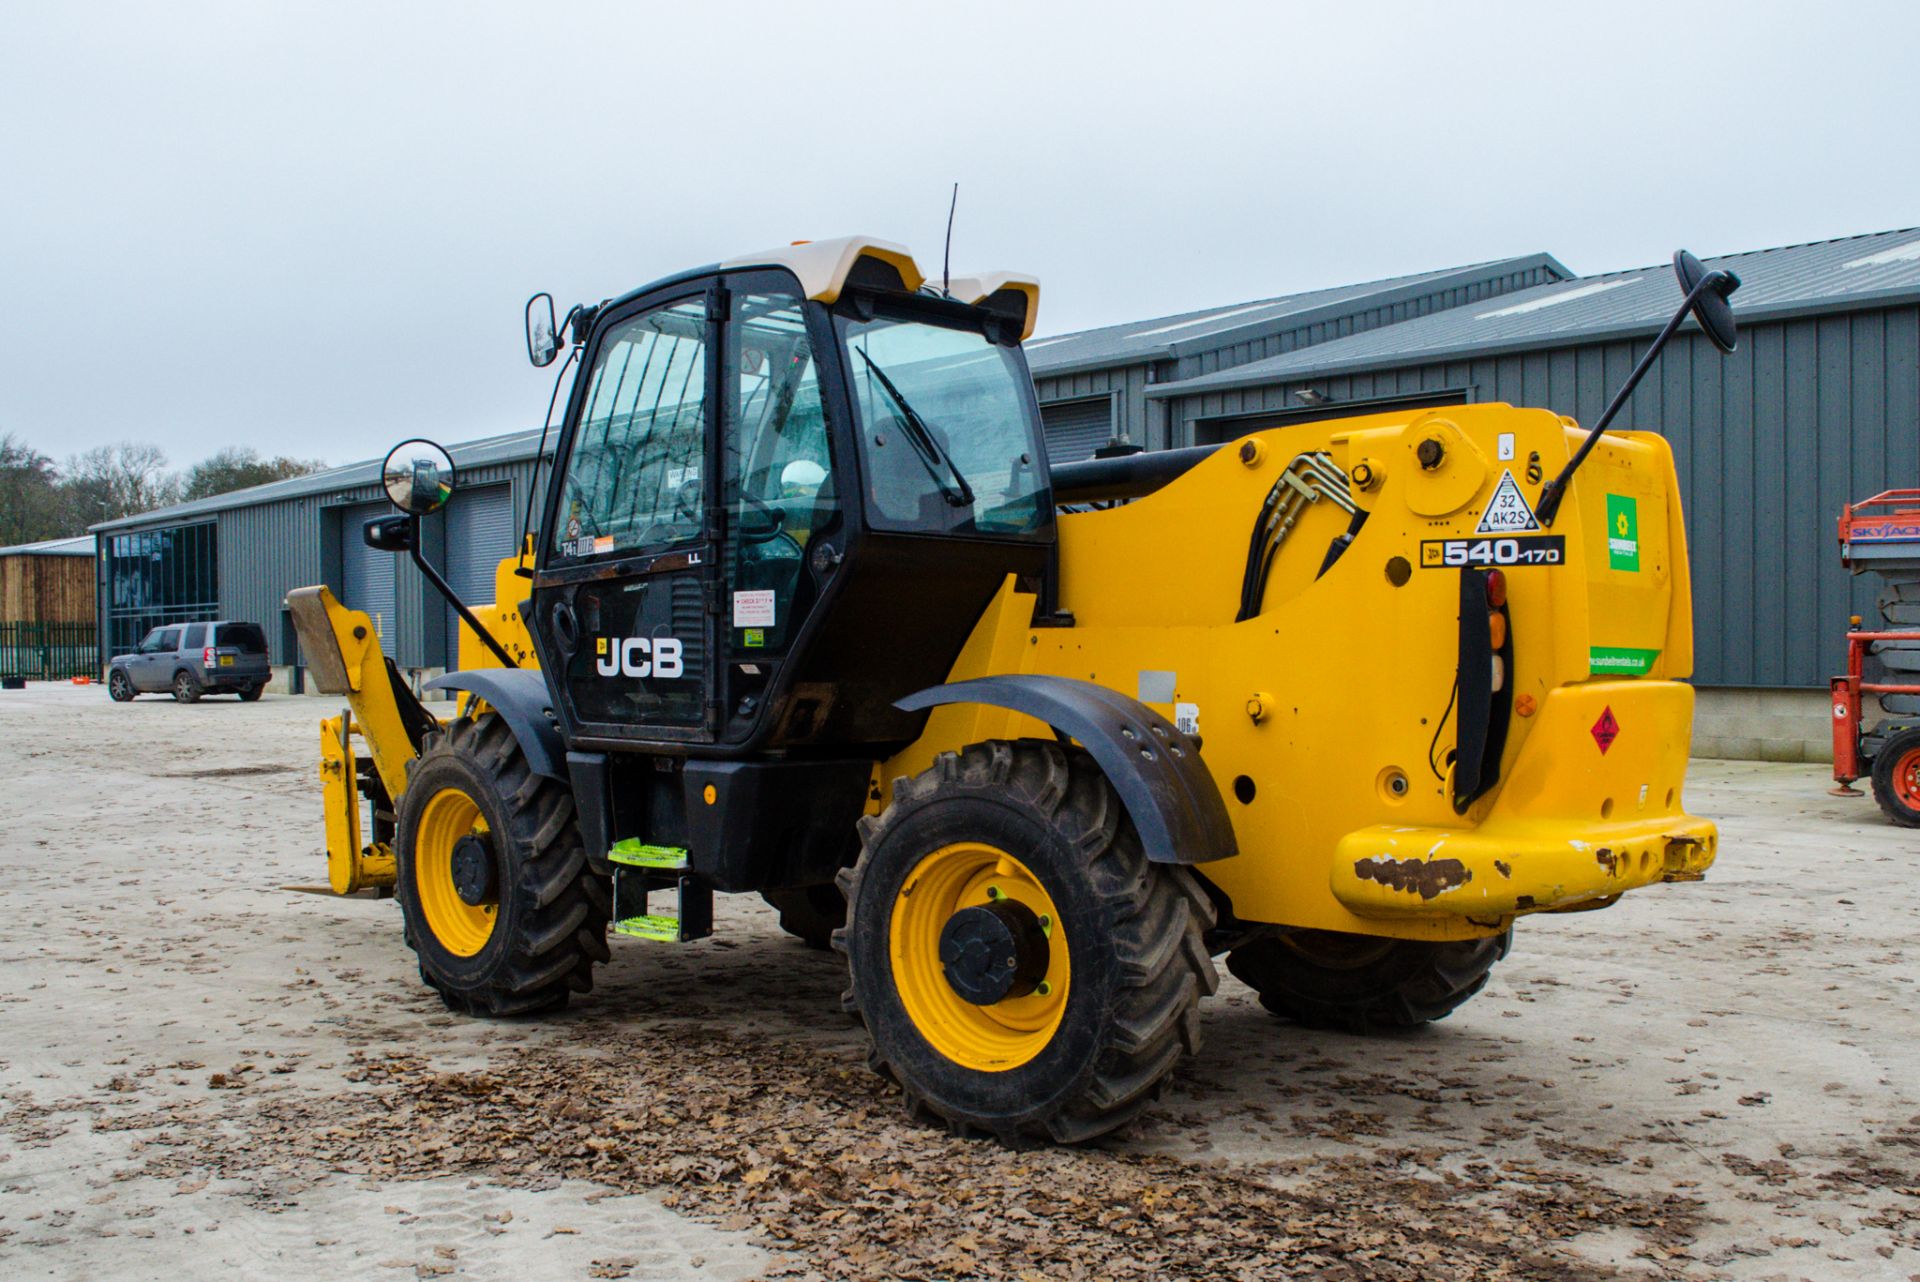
[290,236,1737,1143]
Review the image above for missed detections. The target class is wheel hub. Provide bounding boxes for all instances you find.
[938,898,1050,1005]
[450,833,496,906]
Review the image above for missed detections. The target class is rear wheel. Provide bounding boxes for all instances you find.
[1871,728,1920,828]
[762,884,845,949]
[1227,927,1509,1033]
[171,670,201,703]
[395,713,610,1015]
[838,740,1217,1144]
[238,683,264,702]
[107,669,133,702]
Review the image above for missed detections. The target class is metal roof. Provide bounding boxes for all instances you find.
[1148,227,1920,398]
[0,534,95,557]
[1024,254,1571,378]
[89,427,548,533]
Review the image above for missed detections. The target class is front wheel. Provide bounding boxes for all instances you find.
[395,713,610,1015]
[171,670,201,703]
[1871,727,1920,828]
[107,669,134,702]
[838,740,1217,1144]
[1226,927,1509,1033]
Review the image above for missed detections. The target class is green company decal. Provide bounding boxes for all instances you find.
[1606,494,1639,571]
[1589,645,1660,676]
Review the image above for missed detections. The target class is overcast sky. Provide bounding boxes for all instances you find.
[5,1,1919,471]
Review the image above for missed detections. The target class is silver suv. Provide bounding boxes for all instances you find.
[107,620,271,703]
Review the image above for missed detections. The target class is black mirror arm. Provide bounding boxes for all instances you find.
[1534,271,1728,527]
[406,517,519,669]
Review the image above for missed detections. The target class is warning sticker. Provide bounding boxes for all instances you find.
[1477,470,1540,533]
[1590,706,1620,754]
[732,589,776,627]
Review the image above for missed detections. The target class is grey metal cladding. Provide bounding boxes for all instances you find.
[1022,254,1572,378]
[1152,227,1920,397]
[88,426,550,533]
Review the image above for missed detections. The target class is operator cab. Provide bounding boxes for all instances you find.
[526,237,1052,757]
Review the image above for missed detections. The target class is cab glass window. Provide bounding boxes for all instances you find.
[839,308,1047,536]
[725,293,834,658]
[552,298,709,559]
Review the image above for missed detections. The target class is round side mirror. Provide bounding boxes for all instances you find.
[526,292,560,367]
[382,439,457,515]
[1673,250,1741,355]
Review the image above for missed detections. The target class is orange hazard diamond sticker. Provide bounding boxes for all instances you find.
[1591,706,1619,754]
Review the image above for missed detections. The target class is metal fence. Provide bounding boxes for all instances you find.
[0,621,97,680]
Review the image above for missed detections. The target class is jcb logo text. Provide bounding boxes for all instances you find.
[595,636,685,679]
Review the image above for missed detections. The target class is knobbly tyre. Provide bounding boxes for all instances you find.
[289,237,1738,1143]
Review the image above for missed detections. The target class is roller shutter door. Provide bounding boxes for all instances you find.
[1039,398,1114,465]
[339,502,397,640]
[446,485,516,662]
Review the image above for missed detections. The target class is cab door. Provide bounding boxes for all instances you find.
[715,281,845,744]
[532,290,720,747]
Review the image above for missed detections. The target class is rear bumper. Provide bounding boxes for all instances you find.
[202,664,268,684]
[1331,679,1718,920]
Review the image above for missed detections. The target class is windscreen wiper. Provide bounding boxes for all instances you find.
[855,349,975,507]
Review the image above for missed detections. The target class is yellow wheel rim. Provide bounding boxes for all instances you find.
[413,787,497,957]
[889,842,1070,1072]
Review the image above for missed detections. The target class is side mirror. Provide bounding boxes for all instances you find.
[1673,250,1741,354]
[526,292,560,367]
[381,439,456,515]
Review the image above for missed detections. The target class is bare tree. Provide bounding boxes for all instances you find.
[181,446,326,501]
[0,432,64,545]
[59,442,182,530]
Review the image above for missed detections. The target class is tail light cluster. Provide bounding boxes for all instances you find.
[1486,570,1508,693]
[1452,567,1515,813]
[203,646,217,667]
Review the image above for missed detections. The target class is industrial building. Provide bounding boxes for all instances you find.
[92,433,538,691]
[92,227,1920,756]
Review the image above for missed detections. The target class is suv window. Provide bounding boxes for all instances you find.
[155,628,183,652]
[552,297,709,559]
[216,623,266,653]
[182,624,207,649]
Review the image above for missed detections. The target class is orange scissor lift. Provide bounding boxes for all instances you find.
[1831,489,1920,825]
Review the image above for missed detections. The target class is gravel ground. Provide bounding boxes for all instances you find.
[0,682,1915,1281]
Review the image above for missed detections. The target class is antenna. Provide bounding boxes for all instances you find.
[942,183,958,296]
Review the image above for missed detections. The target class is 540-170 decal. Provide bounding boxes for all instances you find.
[1420,534,1566,569]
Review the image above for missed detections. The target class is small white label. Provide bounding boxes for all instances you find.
[1497,432,1516,461]
[1174,702,1200,735]
[732,589,776,627]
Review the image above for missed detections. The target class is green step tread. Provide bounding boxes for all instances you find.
[607,841,690,870]
[612,914,686,943]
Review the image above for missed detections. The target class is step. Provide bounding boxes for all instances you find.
[612,912,688,943]
[609,856,712,944]
[607,840,690,871]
